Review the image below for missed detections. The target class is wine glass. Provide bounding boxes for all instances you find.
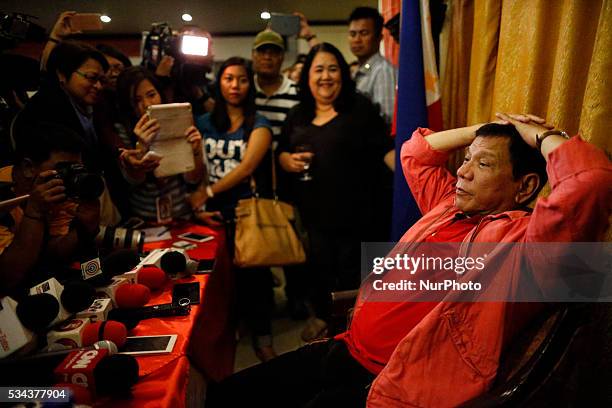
[295,144,313,181]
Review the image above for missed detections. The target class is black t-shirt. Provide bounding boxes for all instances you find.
[278,94,390,238]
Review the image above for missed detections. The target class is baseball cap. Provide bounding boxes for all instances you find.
[253,29,285,51]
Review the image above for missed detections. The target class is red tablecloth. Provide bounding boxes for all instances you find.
[97,224,235,408]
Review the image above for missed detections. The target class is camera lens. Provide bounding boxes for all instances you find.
[96,226,144,252]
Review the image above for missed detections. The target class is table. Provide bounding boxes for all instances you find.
[97,223,236,408]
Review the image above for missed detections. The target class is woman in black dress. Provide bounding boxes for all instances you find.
[278,43,390,337]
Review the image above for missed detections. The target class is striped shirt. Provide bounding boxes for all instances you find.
[254,75,300,142]
[354,53,397,128]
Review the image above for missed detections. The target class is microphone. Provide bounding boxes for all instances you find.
[137,266,167,290]
[139,248,194,277]
[160,250,197,277]
[46,317,92,349]
[18,278,97,332]
[0,340,118,387]
[16,340,119,361]
[108,302,191,328]
[160,251,186,276]
[29,278,72,326]
[15,293,60,331]
[78,249,141,287]
[76,298,113,323]
[82,321,127,348]
[101,249,141,277]
[114,283,151,309]
[60,281,96,314]
[0,296,35,358]
[94,276,129,307]
[54,348,139,397]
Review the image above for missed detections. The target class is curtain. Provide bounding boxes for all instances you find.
[381,0,401,65]
[442,0,610,146]
[441,0,611,238]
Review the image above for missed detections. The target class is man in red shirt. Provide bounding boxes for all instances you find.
[205,113,612,408]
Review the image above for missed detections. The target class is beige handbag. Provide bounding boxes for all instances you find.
[233,150,306,267]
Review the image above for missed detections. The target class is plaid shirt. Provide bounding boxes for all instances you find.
[354,53,397,127]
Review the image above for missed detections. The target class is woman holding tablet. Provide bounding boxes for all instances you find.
[115,67,205,223]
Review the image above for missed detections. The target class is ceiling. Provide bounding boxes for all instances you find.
[3,0,377,36]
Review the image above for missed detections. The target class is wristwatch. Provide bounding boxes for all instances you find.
[535,130,569,150]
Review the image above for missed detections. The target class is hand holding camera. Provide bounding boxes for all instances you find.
[53,162,105,200]
[24,170,66,219]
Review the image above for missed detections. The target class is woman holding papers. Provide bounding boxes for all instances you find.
[115,67,205,223]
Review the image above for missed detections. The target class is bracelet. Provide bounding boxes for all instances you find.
[48,37,60,44]
[305,34,317,41]
[205,185,214,198]
[535,130,569,151]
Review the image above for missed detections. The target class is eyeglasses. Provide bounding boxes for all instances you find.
[74,71,108,85]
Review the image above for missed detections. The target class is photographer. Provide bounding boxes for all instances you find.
[0,123,100,295]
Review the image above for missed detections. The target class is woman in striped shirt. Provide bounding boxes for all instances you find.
[115,67,205,223]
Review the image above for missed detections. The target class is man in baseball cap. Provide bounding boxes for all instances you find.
[251,30,308,330]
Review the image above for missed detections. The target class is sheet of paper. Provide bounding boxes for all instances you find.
[142,226,172,242]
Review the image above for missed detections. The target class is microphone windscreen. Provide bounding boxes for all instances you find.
[60,281,96,313]
[137,266,166,290]
[160,251,186,275]
[102,249,141,277]
[16,293,59,331]
[94,354,139,396]
[82,321,127,348]
[114,284,151,309]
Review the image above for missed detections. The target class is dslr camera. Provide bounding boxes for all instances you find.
[54,161,105,200]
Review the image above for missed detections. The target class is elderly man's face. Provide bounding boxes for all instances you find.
[455,136,521,215]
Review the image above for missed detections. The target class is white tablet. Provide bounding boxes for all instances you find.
[120,334,178,355]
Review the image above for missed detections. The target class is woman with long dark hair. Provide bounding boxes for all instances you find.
[193,57,276,360]
[115,66,204,222]
[278,42,390,339]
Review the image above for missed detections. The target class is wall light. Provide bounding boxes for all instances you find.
[260,11,271,20]
[100,15,111,23]
[182,13,193,22]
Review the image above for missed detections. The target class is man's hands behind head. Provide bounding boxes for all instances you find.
[495,113,555,148]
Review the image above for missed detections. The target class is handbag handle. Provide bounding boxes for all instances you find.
[249,145,278,200]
